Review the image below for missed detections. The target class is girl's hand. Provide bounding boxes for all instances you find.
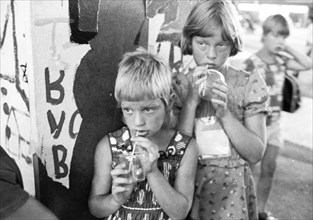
[276,45,292,58]
[186,66,208,105]
[110,163,135,205]
[211,80,230,118]
[131,136,159,175]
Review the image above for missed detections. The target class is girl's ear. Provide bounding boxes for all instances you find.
[168,93,179,129]
[161,93,177,129]
[181,37,193,55]
[167,93,176,112]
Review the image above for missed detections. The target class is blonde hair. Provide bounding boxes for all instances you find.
[115,48,175,128]
[181,0,243,57]
[262,14,290,37]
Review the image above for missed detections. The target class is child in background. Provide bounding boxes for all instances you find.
[243,14,312,220]
[88,48,199,220]
[174,0,269,219]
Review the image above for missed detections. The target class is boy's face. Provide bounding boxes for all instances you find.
[191,27,232,70]
[121,98,166,138]
[263,30,287,54]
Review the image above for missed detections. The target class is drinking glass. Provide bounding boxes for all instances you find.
[198,69,225,101]
[118,152,145,182]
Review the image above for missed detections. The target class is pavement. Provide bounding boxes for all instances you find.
[280,96,313,165]
[281,97,312,151]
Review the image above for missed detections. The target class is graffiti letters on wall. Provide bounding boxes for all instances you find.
[44,66,82,179]
[31,0,90,187]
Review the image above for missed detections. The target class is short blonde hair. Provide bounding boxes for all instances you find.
[262,14,290,37]
[181,0,243,57]
[115,48,172,107]
[115,48,175,128]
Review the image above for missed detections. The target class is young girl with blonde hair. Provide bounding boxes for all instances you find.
[174,1,269,219]
[89,48,199,220]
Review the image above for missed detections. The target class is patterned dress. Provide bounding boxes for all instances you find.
[107,127,191,220]
[173,57,269,220]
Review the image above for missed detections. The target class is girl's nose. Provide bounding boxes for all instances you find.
[134,112,145,126]
[206,46,217,59]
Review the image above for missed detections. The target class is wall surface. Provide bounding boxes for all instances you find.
[31,0,88,187]
[0,0,35,195]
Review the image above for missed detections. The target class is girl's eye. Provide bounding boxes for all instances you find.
[122,108,132,114]
[197,41,207,48]
[217,41,229,48]
[143,108,154,113]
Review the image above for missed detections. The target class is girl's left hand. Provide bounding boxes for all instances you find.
[210,80,230,118]
[131,136,159,175]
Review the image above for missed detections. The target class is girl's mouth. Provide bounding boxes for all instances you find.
[134,130,148,137]
[206,63,215,68]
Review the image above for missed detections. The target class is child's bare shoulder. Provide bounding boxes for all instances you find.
[95,135,111,157]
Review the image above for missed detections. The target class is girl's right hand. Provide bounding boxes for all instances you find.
[131,136,159,175]
[110,163,135,205]
[186,65,208,105]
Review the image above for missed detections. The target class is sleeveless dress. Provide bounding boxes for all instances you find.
[107,127,191,220]
[173,57,269,220]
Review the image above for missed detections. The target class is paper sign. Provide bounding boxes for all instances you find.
[195,117,231,158]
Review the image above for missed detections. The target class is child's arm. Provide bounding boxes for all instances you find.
[211,72,267,164]
[282,45,312,71]
[132,136,199,219]
[219,109,266,163]
[178,83,199,136]
[178,66,207,136]
[88,136,134,218]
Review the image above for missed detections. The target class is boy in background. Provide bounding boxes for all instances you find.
[243,14,312,220]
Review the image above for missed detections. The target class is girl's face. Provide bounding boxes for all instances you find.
[263,31,286,54]
[191,27,232,70]
[121,98,166,138]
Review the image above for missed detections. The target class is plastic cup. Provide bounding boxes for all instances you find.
[198,69,225,101]
[118,153,145,182]
[118,154,133,180]
[131,153,145,182]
